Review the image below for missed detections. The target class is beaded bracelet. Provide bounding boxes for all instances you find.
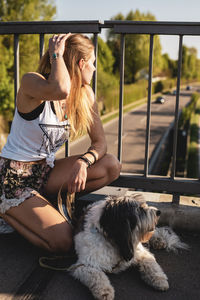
[50,53,59,64]
[78,156,92,168]
[84,150,97,163]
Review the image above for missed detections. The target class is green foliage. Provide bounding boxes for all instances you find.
[97,63,118,114]
[161,53,177,77]
[182,46,200,80]
[0,61,14,120]
[0,0,56,21]
[179,93,199,129]
[107,10,163,84]
[124,80,148,106]
[0,0,56,119]
[152,78,176,94]
[186,98,200,178]
[100,79,149,113]
[97,37,115,74]
[154,81,164,93]
[96,37,118,114]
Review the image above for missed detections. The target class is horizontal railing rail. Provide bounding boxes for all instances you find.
[0,20,200,202]
[0,21,101,34]
[104,20,200,35]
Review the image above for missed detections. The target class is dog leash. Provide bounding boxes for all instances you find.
[39,255,84,272]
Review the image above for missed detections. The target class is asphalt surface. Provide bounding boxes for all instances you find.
[0,188,199,300]
[0,220,199,300]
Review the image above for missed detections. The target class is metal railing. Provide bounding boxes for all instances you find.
[1,20,200,202]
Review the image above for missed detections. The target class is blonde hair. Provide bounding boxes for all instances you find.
[37,34,95,139]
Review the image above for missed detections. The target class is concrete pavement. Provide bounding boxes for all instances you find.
[0,188,200,300]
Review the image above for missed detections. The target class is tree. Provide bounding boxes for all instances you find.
[182,46,200,80]
[97,36,115,74]
[0,0,56,22]
[107,10,164,83]
[162,53,177,77]
[96,37,118,114]
[0,0,56,119]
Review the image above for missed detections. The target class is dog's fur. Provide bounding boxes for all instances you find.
[149,226,189,252]
[70,194,183,300]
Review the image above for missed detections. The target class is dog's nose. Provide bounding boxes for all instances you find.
[156,210,161,216]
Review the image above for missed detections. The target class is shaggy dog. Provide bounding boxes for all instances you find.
[69,194,188,300]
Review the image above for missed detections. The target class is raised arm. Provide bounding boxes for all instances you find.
[19,34,71,103]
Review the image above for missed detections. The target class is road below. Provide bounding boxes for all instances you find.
[57,88,196,174]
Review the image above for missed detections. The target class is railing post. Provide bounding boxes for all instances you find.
[144,34,154,176]
[118,33,125,163]
[171,35,183,179]
[39,33,45,58]
[172,193,180,205]
[92,33,98,97]
[14,34,19,107]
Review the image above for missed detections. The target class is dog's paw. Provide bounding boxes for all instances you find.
[152,276,169,291]
[150,237,167,250]
[141,271,169,292]
[93,285,115,300]
[150,226,189,252]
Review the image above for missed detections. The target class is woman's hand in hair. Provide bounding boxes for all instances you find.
[49,33,71,60]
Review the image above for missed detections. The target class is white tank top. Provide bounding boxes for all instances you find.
[1,101,70,167]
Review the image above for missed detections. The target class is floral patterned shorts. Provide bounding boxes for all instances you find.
[0,157,52,214]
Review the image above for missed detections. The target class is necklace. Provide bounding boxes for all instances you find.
[58,100,68,120]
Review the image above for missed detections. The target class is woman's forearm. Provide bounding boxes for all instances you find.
[48,56,71,99]
[48,34,71,99]
[88,141,107,160]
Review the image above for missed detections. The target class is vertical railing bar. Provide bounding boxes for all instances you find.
[172,193,180,205]
[92,33,98,97]
[64,33,69,156]
[39,33,45,59]
[118,33,125,162]
[14,34,19,108]
[171,35,183,179]
[144,34,154,177]
[65,138,69,157]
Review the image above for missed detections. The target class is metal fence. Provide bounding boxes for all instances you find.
[0,20,200,202]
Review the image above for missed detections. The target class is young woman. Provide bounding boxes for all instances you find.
[0,33,121,253]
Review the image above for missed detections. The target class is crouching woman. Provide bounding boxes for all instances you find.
[0,33,121,253]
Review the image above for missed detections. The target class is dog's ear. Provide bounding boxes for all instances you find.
[112,219,134,261]
[100,201,137,262]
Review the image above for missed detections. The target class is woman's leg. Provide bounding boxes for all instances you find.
[2,194,73,253]
[44,153,121,197]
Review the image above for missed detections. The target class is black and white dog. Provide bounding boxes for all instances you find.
[69,194,188,300]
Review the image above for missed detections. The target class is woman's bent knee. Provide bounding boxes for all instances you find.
[105,154,121,181]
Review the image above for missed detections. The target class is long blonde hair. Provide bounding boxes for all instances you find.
[37,34,95,139]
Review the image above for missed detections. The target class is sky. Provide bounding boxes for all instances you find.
[55,0,200,60]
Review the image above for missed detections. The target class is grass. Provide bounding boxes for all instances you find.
[186,98,200,178]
